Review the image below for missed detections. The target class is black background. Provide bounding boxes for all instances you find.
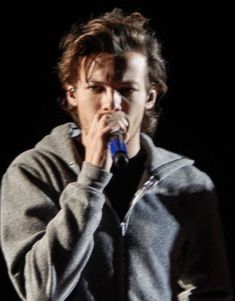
[0,1,234,299]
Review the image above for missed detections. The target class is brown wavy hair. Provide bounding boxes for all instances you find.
[57,8,168,135]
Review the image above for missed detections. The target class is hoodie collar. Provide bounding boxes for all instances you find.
[140,133,194,182]
[35,123,194,181]
[35,122,82,173]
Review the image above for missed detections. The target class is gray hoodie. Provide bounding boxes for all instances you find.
[0,123,232,300]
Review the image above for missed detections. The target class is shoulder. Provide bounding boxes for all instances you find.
[2,123,78,182]
[141,133,214,192]
[173,164,215,193]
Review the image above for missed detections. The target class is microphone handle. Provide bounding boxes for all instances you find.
[109,132,129,168]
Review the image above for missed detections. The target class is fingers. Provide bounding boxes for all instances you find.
[82,110,129,170]
[89,110,129,139]
[105,111,129,134]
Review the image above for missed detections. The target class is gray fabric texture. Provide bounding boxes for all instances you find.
[1,122,233,301]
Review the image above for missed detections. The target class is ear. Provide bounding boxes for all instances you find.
[65,84,77,106]
[145,89,158,110]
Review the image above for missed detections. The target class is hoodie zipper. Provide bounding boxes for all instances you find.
[120,175,159,237]
[117,175,159,300]
[118,157,194,237]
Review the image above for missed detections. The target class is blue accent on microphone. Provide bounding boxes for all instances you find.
[109,136,127,156]
[109,133,129,168]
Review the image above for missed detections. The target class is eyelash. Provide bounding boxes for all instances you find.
[118,88,135,96]
[88,85,136,96]
[88,85,105,93]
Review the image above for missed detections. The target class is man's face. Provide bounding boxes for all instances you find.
[68,52,156,144]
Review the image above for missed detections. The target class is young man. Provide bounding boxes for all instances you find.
[1,9,232,301]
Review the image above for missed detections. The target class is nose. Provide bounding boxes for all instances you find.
[102,89,122,111]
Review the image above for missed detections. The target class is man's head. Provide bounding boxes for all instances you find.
[57,8,167,135]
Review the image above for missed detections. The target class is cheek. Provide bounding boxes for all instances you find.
[76,97,101,130]
[129,94,146,114]
[123,92,146,112]
[127,101,146,129]
[78,103,95,124]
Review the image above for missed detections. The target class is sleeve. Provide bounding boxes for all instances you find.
[0,161,112,301]
[177,180,233,301]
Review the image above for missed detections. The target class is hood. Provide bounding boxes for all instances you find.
[35,123,194,181]
[35,122,82,172]
[140,133,194,182]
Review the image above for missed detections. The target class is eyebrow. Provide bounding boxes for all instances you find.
[87,80,140,88]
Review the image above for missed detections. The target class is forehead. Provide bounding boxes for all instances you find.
[79,52,147,84]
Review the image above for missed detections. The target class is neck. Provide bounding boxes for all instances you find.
[126,132,141,159]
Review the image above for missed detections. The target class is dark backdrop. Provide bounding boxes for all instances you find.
[1,1,234,299]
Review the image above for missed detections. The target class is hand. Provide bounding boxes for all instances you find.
[81,110,129,171]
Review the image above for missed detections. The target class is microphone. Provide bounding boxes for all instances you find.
[109,130,129,168]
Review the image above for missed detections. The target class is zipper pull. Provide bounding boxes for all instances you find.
[120,222,126,237]
[134,176,158,199]
[143,175,158,188]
